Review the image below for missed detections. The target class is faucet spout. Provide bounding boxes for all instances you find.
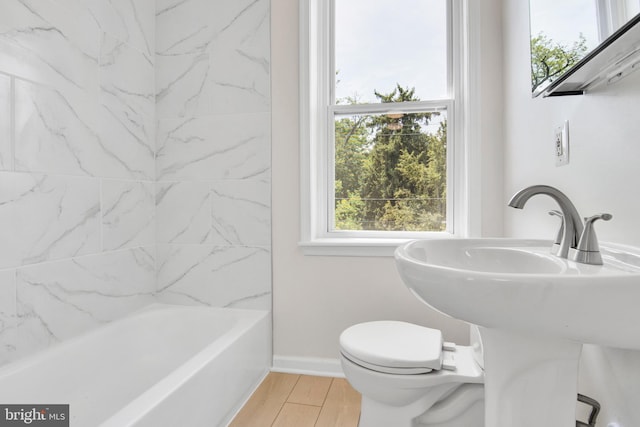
[508,185,584,259]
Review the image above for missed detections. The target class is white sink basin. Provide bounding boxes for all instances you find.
[395,238,640,350]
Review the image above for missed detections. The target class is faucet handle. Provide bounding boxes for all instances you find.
[571,213,612,265]
[548,210,564,256]
[587,213,613,221]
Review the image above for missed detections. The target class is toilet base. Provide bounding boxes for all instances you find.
[357,383,456,427]
[358,383,485,427]
[416,384,484,426]
[415,401,484,427]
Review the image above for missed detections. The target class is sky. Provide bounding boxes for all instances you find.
[529,0,600,51]
[529,0,640,52]
[335,0,640,103]
[334,0,448,103]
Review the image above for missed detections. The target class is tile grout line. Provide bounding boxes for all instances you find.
[270,374,303,427]
[269,400,286,427]
[234,374,360,427]
[313,377,334,427]
[284,403,324,408]
[284,374,302,403]
[323,378,335,407]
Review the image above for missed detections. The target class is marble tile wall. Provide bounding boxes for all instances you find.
[0,0,272,366]
[155,0,272,311]
[0,0,156,364]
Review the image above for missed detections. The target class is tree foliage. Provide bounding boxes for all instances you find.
[334,84,447,231]
[530,32,588,93]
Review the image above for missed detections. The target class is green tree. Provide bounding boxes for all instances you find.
[530,32,589,93]
[360,85,442,231]
[374,122,447,231]
[334,183,365,230]
[334,114,368,201]
[333,84,447,232]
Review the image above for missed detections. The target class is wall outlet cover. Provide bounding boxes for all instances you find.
[555,121,569,166]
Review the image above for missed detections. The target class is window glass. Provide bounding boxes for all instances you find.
[334,0,449,104]
[332,0,450,234]
[333,108,447,232]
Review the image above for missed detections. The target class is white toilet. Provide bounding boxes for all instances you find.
[339,321,485,427]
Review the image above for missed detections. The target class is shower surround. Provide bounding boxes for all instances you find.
[0,0,271,364]
[155,0,272,310]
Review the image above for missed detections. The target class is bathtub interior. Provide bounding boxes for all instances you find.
[0,304,271,427]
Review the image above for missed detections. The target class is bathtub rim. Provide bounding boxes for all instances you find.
[0,303,267,378]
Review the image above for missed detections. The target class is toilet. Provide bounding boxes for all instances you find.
[339,321,485,427]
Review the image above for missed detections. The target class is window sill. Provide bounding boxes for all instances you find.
[299,233,455,257]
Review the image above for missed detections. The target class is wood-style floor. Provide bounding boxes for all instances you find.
[229,372,361,427]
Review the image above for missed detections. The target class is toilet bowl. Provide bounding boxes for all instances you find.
[339,321,485,427]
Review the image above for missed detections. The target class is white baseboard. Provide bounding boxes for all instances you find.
[272,355,344,378]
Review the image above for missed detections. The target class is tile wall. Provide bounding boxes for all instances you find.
[0,0,156,364]
[155,0,272,310]
[0,0,271,365]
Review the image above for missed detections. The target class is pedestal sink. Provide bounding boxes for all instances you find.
[395,238,640,427]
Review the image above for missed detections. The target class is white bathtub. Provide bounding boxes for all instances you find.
[0,304,271,427]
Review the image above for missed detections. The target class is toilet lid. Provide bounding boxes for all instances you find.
[339,321,443,374]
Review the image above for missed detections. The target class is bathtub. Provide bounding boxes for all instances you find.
[0,304,271,427]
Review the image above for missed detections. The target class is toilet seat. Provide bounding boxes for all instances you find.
[339,321,445,375]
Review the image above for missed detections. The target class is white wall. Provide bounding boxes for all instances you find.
[271,0,503,368]
[503,2,640,426]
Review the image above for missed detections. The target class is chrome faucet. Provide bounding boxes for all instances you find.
[508,185,612,265]
[508,185,584,259]
[572,213,612,265]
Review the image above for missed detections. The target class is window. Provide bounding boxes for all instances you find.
[300,0,475,256]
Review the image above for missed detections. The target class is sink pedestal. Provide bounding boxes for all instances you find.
[480,328,583,427]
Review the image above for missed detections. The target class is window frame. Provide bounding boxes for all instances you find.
[299,0,480,256]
